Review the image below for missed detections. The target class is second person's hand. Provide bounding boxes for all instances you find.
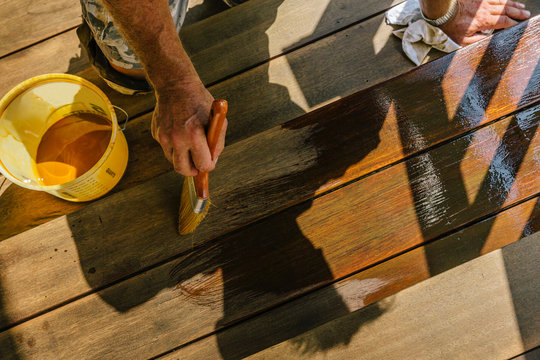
[440,0,530,45]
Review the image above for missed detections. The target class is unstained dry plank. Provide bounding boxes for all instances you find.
[0,0,404,109]
[0,0,228,59]
[182,0,404,85]
[0,0,81,57]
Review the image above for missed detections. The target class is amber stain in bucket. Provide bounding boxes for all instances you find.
[36,113,112,186]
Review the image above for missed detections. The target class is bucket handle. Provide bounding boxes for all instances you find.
[113,105,129,131]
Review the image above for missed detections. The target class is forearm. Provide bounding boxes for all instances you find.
[420,0,454,19]
[101,0,200,91]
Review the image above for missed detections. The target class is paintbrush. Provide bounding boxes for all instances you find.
[178,99,228,235]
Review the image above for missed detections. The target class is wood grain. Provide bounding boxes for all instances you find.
[0,2,537,358]
[0,0,81,57]
[0,0,412,240]
[0,107,537,358]
[167,196,540,360]
[1,15,538,242]
[243,232,540,360]
[182,0,404,85]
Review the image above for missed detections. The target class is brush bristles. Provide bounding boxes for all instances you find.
[178,177,210,235]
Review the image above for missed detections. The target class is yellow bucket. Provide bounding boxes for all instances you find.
[0,74,128,202]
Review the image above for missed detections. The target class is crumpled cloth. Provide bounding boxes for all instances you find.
[385,0,461,65]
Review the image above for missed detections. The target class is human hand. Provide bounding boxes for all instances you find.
[440,0,530,45]
[151,79,228,176]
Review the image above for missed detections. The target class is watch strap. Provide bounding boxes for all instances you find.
[421,0,458,27]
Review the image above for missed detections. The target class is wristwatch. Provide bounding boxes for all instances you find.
[421,0,458,27]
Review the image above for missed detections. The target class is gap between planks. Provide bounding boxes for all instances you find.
[2,12,539,242]
[0,0,228,59]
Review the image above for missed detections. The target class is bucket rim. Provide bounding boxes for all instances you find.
[0,73,121,192]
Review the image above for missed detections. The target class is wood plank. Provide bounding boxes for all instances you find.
[1,15,538,241]
[0,106,537,358]
[0,0,231,103]
[3,0,539,60]
[168,196,540,360]
[0,0,81,57]
[182,0,404,85]
[242,232,540,360]
[0,18,538,327]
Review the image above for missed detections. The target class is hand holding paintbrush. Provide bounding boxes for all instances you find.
[179,99,228,235]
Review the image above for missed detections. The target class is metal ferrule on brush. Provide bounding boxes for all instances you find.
[187,176,207,213]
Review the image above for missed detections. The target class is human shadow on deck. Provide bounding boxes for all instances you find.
[60,1,393,359]
[274,7,539,358]
[169,1,403,358]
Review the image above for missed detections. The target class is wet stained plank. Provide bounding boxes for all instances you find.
[0,0,412,240]
[0,16,538,330]
[167,196,540,359]
[0,105,538,359]
[242,233,540,360]
[1,16,538,242]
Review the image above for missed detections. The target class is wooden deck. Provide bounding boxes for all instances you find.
[0,0,539,359]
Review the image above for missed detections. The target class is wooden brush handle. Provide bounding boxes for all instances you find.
[194,99,228,199]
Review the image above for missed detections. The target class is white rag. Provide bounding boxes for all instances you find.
[385,0,461,65]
